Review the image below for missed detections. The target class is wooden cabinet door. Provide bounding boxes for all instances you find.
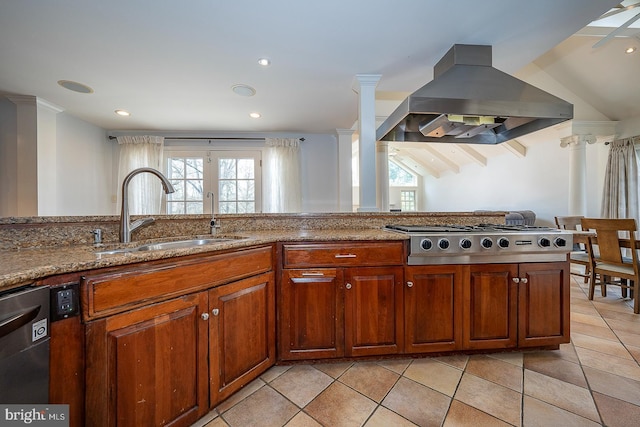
[518,261,570,347]
[405,265,464,353]
[464,264,518,350]
[209,272,275,406]
[279,269,344,360]
[344,267,404,357]
[85,293,209,427]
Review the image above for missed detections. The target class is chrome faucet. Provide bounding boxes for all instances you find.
[207,192,220,234]
[120,167,175,243]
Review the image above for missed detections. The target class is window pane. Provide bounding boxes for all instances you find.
[238,202,255,213]
[389,161,417,186]
[168,158,185,179]
[186,202,203,214]
[237,159,254,179]
[167,202,184,214]
[237,180,254,201]
[186,158,203,179]
[220,201,236,213]
[169,180,185,200]
[219,158,236,179]
[219,181,237,201]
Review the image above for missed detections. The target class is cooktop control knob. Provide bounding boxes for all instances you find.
[481,237,493,249]
[538,237,551,247]
[438,238,450,250]
[420,238,433,251]
[460,238,472,249]
[554,237,567,247]
[498,237,510,248]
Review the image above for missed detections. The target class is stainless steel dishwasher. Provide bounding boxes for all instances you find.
[0,285,50,404]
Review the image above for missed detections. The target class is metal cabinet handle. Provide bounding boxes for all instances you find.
[301,272,324,276]
[212,308,220,316]
[520,278,528,284]
[407,281,414,288]
[335,254,357,258]
[345,283,352,289]
[201,313,209,321]
[512,278,520,283]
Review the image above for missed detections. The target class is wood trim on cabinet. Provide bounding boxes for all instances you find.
[82,246,272,320]
[282,242,404,268]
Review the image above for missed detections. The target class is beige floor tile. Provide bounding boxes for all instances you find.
[215,378,265,413]
[221,386,299,427]
[583,365,640,406]
[571,332,634,359]
[465,354,523,392]
[575,346,640,381]
[614,330,640,347]
[338,362,400,402]
[605,317,640,335]
[203,417,229,427]
[433,354,469,370]
[570,311,608,328]
[522,396,601,427]
[260,364,292,383]
[523,351,587,387]
[523,369,599,422]
[593,392,640,427]
[627,343,640,364]
[571,319,619,341]
[364,406,417,427]
[454,373,521,426]
[570,302,602,316]
[270,365,333,408]
[313,361,353,379]
[382,377,451,426]
[403,358,462,397]
[284,411,322,427]
[305,382,377,427]
[375,358,412,374]
[443,400,511,427]
[486,351,523,367]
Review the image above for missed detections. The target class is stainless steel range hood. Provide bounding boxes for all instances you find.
[376,44,573,144]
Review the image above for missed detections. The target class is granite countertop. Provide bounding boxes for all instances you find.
[0,228,408,292]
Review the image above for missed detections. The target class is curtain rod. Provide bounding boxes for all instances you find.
[108,136,305,141]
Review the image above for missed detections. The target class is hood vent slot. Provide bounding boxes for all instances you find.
[376,44,573,144]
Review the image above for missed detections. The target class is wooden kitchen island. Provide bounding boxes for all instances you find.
[0,212,569,427]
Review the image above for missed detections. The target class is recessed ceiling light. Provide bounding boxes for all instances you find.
[625,46,637,54]
[249,112,261,119]
[115,109,131,117]
[257,58,271,66]
[232,84,256,96]
[57,80,94,94]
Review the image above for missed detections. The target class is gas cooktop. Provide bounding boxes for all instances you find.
[384,224,558,234]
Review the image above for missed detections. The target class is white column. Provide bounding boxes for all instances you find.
[36,98,64,216]
[354,74,381,212]
[336,129,354,212]
[7,95,38,216]
[376,140,389,211]
[560,134,595,215]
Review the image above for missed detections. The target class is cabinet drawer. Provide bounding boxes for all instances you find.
[282,242,404,268]
[82,245,272,320]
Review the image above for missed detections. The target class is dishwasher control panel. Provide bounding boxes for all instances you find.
[50,282,79,321]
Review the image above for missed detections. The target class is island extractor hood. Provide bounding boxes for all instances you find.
[376,44,573,144]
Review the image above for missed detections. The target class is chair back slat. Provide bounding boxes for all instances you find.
[555,216,584,231]
[581,218,637,265]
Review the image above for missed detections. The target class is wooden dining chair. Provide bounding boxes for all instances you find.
[555,215,590,283]
[581,217,640,314]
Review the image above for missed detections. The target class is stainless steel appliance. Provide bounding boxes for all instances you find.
[0,285,50,403]
[385,224,573,265]
[376,44,573,145]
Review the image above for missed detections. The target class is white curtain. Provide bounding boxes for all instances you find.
[263,138,302,213]
[601,137,640,224]
[116,135,165,215]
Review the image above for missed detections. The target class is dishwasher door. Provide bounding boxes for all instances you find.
[0,285,50,404]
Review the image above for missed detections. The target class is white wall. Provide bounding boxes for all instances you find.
[300,134,338,212]
[56,113,115,215]
[422,133,584,227]
[0,98,17,216]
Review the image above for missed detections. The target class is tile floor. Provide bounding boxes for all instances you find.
[193,274,640,427]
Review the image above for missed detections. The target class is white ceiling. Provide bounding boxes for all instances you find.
[1,0,638,177]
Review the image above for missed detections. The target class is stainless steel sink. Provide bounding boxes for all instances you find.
[135,238,235,251]
[95,237,242,256]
